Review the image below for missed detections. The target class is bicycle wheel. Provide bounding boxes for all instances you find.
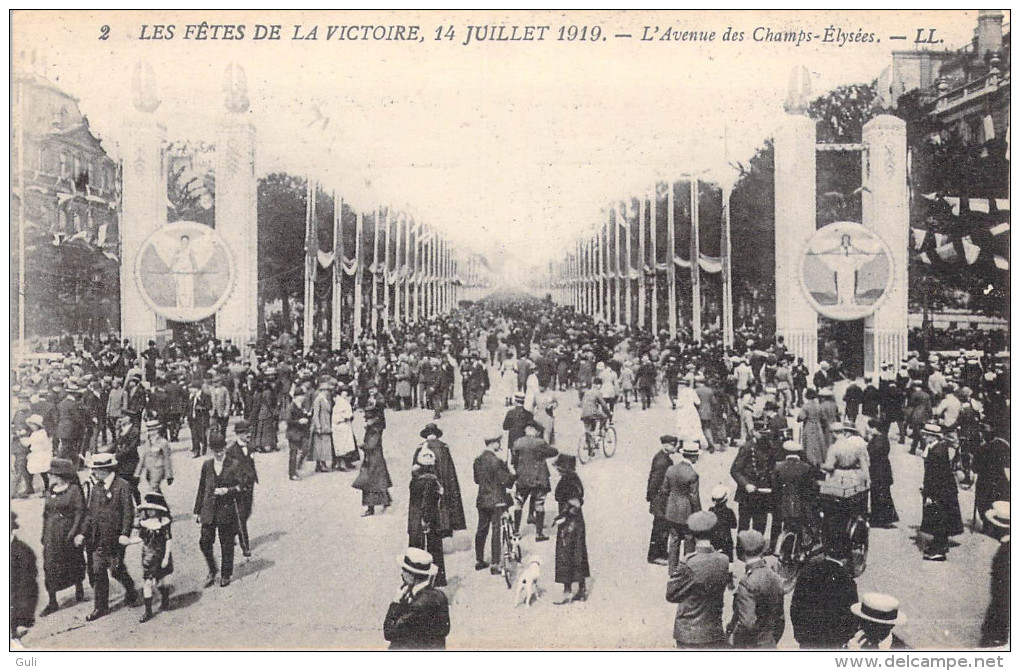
[775,532,801,593]
[577,432,593,464]
[500,520,515,589]
[848,517,869,578]
[601,426,618,458]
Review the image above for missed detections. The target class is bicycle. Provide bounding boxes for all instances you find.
[576,416,617,464]
[776,488,869,593]
[497,505,523,589]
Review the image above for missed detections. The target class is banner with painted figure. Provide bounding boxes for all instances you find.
[798,221,894,321]
[134,221,236,322]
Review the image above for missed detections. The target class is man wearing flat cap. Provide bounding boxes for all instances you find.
[666,510,731,649]
[511,421,558,542]
[473,435,513,572]
[501,392,534,472]
[727,529,785,648]
[646,435,677,565]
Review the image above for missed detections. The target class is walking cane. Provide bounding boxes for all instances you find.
[234,497,251,558]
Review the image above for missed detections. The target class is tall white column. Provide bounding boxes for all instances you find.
[774,111,819,369]
[862,115,908,378]
[721,185,734,350]
[613,209,622,325]
[120,62,165,351]
[215,64,258,346]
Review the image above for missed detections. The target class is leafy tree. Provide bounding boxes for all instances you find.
[257,172,308,334]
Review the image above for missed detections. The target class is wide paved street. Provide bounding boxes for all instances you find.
[14,374,998,650]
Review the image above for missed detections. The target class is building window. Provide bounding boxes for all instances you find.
[72,212,81,233]
[59,153,68,177]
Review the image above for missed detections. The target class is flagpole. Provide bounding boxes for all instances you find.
[623,203,632,325]
[302,178,317,354]
[353,211,364,340]
[690,178,702,343]
[722,184,734,351]
[650,184,658,335]
[370,207,381,334]
[612,208,621,325]
[382,207,391,333]
[331,191,343,351]
[404,216,412,323]
[638,195,647,329]
[600,220,607,321]
[667,181,677,338]
[392,212,402,329]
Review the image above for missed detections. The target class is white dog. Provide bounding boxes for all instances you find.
[513,555,544,607]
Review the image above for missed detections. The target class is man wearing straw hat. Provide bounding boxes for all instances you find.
[845,593,909,649]
[383,548,451,650]
[980,501,1009,648]
[77,452,140,621]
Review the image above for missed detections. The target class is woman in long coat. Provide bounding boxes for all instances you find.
[331,386,359,470]
[413,426,466,537]
[309,382,334,472]
[866,418,899,528]
[353,388,392,515]
[798,389,828,468]
[553,455,589,604]
[254,382,278,452]
[973,436,1010,536]
[920,433,964,560]
[39,458,86,616]
[407,448,446,587]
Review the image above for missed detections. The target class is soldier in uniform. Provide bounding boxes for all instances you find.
[76,453,139,621]
[727,530,786,648]
[666,511,731,649]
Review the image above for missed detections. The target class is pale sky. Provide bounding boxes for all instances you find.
[13,10,983,270]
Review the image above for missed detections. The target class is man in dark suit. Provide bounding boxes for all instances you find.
[384,548,451,649]
[472,434,513,572]
[187,382,212,457]
[76,453,139,621]
[772,441,819,540]
[227,420,259,558]
[647,435,677,565]
[56,386,85,462]
[501,392,533,471]
[510,421,558,542]
[194,433,245,587]
[790,541,859,648]
[165,374,188,442]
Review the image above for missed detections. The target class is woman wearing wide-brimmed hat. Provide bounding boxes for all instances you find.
[352,383,392,516]
[552,453,589,604]
[39,458,87,617]
[412,423,466,537]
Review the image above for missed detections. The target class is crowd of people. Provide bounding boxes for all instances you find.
[9,295,1011,650]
